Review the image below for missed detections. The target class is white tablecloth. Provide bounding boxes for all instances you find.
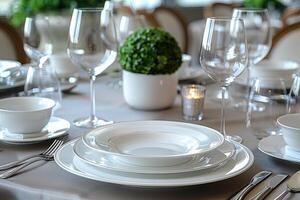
[0,76,299,200]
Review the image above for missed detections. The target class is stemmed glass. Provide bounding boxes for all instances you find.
[232,8,272,109]
[67,8,117,128]
[200,17,248,142]
[247,78,289,139]
[23,17,62,109]
[105,14,148,89]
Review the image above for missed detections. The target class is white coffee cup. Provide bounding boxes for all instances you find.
[277,113,300,151]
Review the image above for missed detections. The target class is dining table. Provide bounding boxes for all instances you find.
[0,74,299,200]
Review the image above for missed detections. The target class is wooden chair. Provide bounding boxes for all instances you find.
[281,7,300,27]
[0,18,28,64]
[152,6,189,52]
[204,2,240,18]
[267,22,300,64]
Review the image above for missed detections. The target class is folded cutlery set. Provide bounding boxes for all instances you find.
[231,170,300,200]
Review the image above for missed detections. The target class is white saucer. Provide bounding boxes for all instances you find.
[0,117,70,144]
[258,135,300,163]
[55,139,253,187]
[73,139,235,174]
[178,67,205,81]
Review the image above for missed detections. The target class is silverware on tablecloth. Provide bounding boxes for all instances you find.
[0,139,64,171]
[274,170,300,200]
[230,171,272,200]
[250,174,288,200]
[0,140,64,179]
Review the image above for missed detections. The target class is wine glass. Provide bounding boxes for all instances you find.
[247,78,289,139]
[25,64,62,110]
[232,8,272,109]
[105,14,148,89]
[67,8,117,128]
[24,17,52,64]
[288,74,300,113]
[118,15,148,45]
[23,17,61,108]
[200,17,248,142]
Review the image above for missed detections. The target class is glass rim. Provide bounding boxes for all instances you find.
[206,17,244,22]
[73,7,104,12]
[181,84,206,91]
[233,7,268,12]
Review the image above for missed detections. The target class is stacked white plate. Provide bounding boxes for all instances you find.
[55,121,254,187]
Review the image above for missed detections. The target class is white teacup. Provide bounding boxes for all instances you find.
[0,97,55,134]
[277,113,300,151]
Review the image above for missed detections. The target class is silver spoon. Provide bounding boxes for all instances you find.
[275,170,300,200]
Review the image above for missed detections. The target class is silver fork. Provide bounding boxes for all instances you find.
[0,140,64,179]
[0,139,64,171]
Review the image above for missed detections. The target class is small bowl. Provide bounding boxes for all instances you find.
[277,113,300,151]
[0,97,55,134]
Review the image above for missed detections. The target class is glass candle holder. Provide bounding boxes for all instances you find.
[181,84,206,121]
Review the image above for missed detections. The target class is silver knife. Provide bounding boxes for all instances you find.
[230,171,272,200]
[250,174,288,200]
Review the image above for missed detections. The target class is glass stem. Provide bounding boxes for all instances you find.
[246,63,251,103]
[221,86,227,137]
[90,75,97,122]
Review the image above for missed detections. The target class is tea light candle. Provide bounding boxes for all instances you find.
[181,85,206,121]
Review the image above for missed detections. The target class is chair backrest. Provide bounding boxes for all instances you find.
[204,3,240,18]
[0,19,28,64]
[152,6,188,52]
[282,7,300,27]
[267,22,300,64]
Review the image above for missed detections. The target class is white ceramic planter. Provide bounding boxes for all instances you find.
[123,70,178,110]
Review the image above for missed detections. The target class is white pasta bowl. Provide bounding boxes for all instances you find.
[82,121,224,167]
[0,97,55,134]
[277,113,300,151]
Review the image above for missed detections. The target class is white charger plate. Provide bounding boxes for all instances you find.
[55,139,253,187]
[0,117,70,144]
[258,135,300,164]
[73,138,235,174]
[82,121,224,167]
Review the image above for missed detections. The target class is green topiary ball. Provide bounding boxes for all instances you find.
[118,28,182,75]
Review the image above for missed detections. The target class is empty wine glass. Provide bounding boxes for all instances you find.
[25,64,62,109]
[247,78,289,139]
[118,15,148,44]
[288,74,300,113]
[23,17,61,108]
[67,8,117,128]
[200,17,248,143]
[24,17,52,63]
[232,8,272,109]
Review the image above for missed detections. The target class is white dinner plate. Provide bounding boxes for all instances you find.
[0,117,70,144]
[82,121,224,167]
[73,138,235,174]
[258,135,300,164]
[55,139,253,187]
[178,67,205,81]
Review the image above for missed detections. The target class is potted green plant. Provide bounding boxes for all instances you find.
[119,28,182,110]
